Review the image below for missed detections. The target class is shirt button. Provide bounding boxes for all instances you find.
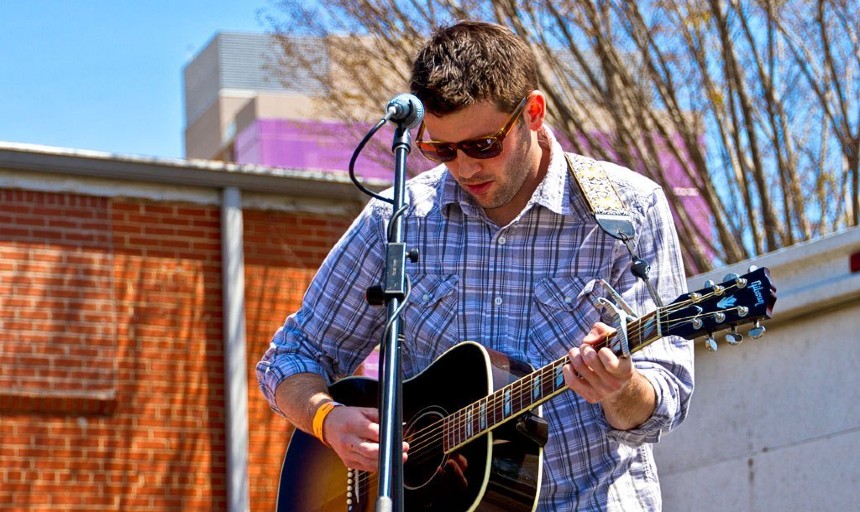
[423,293,432,302]
[564,296,573,304]
[494,297,503,306]
[498,236,507,245]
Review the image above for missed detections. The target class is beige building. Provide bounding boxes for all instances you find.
[657,227,860,511]
[183,32,328,162]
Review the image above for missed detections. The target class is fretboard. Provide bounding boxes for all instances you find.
[442,310,662,452]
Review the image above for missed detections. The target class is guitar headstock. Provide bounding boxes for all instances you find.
[662,266,776,350]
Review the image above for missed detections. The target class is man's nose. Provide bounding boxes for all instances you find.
[455,151,482,178]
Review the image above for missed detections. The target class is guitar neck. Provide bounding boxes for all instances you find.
[442,310,662,452]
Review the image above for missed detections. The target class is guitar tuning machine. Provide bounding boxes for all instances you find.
[722,273,739,283]
[689,305,704,331]
[719,266,756,288]
[720,268,757,289]
[749,320,766,339]
[722,272,750,289]
[725,326,743,345]
[704,334,718,352]
[704,279,725,296]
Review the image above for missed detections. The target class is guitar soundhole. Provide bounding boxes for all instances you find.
[403,406,446,491]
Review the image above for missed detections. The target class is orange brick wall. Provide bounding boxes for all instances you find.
[0,191,116,415]
[242,209,352,510]
[0,188,353,511]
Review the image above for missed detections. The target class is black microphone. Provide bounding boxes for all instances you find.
[385,93,424,129]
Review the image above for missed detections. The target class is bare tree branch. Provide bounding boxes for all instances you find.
[262,0,860,273]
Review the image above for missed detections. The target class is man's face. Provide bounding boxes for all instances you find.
[421,97,544,225]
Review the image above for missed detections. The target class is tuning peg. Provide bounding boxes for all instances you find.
[714,311,726,323]
[723,272,739,283]
[749,321,766,339]
[748,265,758,272]
[704,335,718,352]
[704,279,715,288]
[725,327,743,345]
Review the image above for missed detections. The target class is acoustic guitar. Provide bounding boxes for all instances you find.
[277,267,776,512]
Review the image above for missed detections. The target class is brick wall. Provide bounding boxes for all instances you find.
[0,187,353,511]
[0,190,116,415]
[242,209,352,510]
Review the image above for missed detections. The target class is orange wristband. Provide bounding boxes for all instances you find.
[312,401,342,446]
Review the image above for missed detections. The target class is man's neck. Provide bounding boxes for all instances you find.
[483,144,551,226]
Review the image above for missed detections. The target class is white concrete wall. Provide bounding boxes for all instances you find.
[655,227,860,511]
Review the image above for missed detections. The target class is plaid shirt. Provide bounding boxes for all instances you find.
[257,127,694,511]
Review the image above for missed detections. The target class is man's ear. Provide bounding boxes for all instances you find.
[525,90,546,129]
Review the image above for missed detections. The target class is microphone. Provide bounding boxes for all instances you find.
[385,93,424,129]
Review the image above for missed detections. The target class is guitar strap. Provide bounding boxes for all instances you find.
[564,153,663,307]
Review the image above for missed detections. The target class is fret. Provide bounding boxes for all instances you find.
[465,404,474,439]
[554,363,564,389]
[445,329,660,452]
[544,365,556,397]
[516,379,526,413]
[636,311,659,351]
[479,400,487,431]
[447,412,455,449]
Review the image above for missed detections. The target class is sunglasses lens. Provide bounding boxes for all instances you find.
[417,137,503,162]
[460,138,503,159]
[417,142,458,162]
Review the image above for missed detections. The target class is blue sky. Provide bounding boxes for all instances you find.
[0,1,275,159]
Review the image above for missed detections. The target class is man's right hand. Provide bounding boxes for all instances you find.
[323,406,409,473]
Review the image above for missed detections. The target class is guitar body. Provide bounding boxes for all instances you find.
[276,267,778,512]
[276,342,544,512]
[278,268,776,512]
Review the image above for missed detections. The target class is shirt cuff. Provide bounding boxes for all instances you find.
[605,366,676,446]
[255,330,331,417]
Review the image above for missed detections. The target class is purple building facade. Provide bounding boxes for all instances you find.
[235,118,709,266]
[234,118,399,181]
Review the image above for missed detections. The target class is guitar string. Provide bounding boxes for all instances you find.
[353,282,751,486]
[400,304,674,456]
[392,292,747,465]
[398,305,742,466]
[353,302,746,490]
[444,278,760,452]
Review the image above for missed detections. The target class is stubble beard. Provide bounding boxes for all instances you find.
[479,132,536,213]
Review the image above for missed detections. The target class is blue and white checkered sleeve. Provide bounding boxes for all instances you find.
[606,186,695,446]
[256,200,389,416]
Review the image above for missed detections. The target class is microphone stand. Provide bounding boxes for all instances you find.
[349,94,422,512]
[373,119,414,512]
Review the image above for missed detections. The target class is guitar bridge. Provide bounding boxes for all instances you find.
[345,468,360,511]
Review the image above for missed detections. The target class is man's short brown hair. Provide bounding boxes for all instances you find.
[410,21,540,116]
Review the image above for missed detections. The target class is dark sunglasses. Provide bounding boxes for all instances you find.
[415,96,529,162]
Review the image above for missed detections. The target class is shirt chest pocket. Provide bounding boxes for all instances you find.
[529,276,602,362]
[401,274,460,373]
